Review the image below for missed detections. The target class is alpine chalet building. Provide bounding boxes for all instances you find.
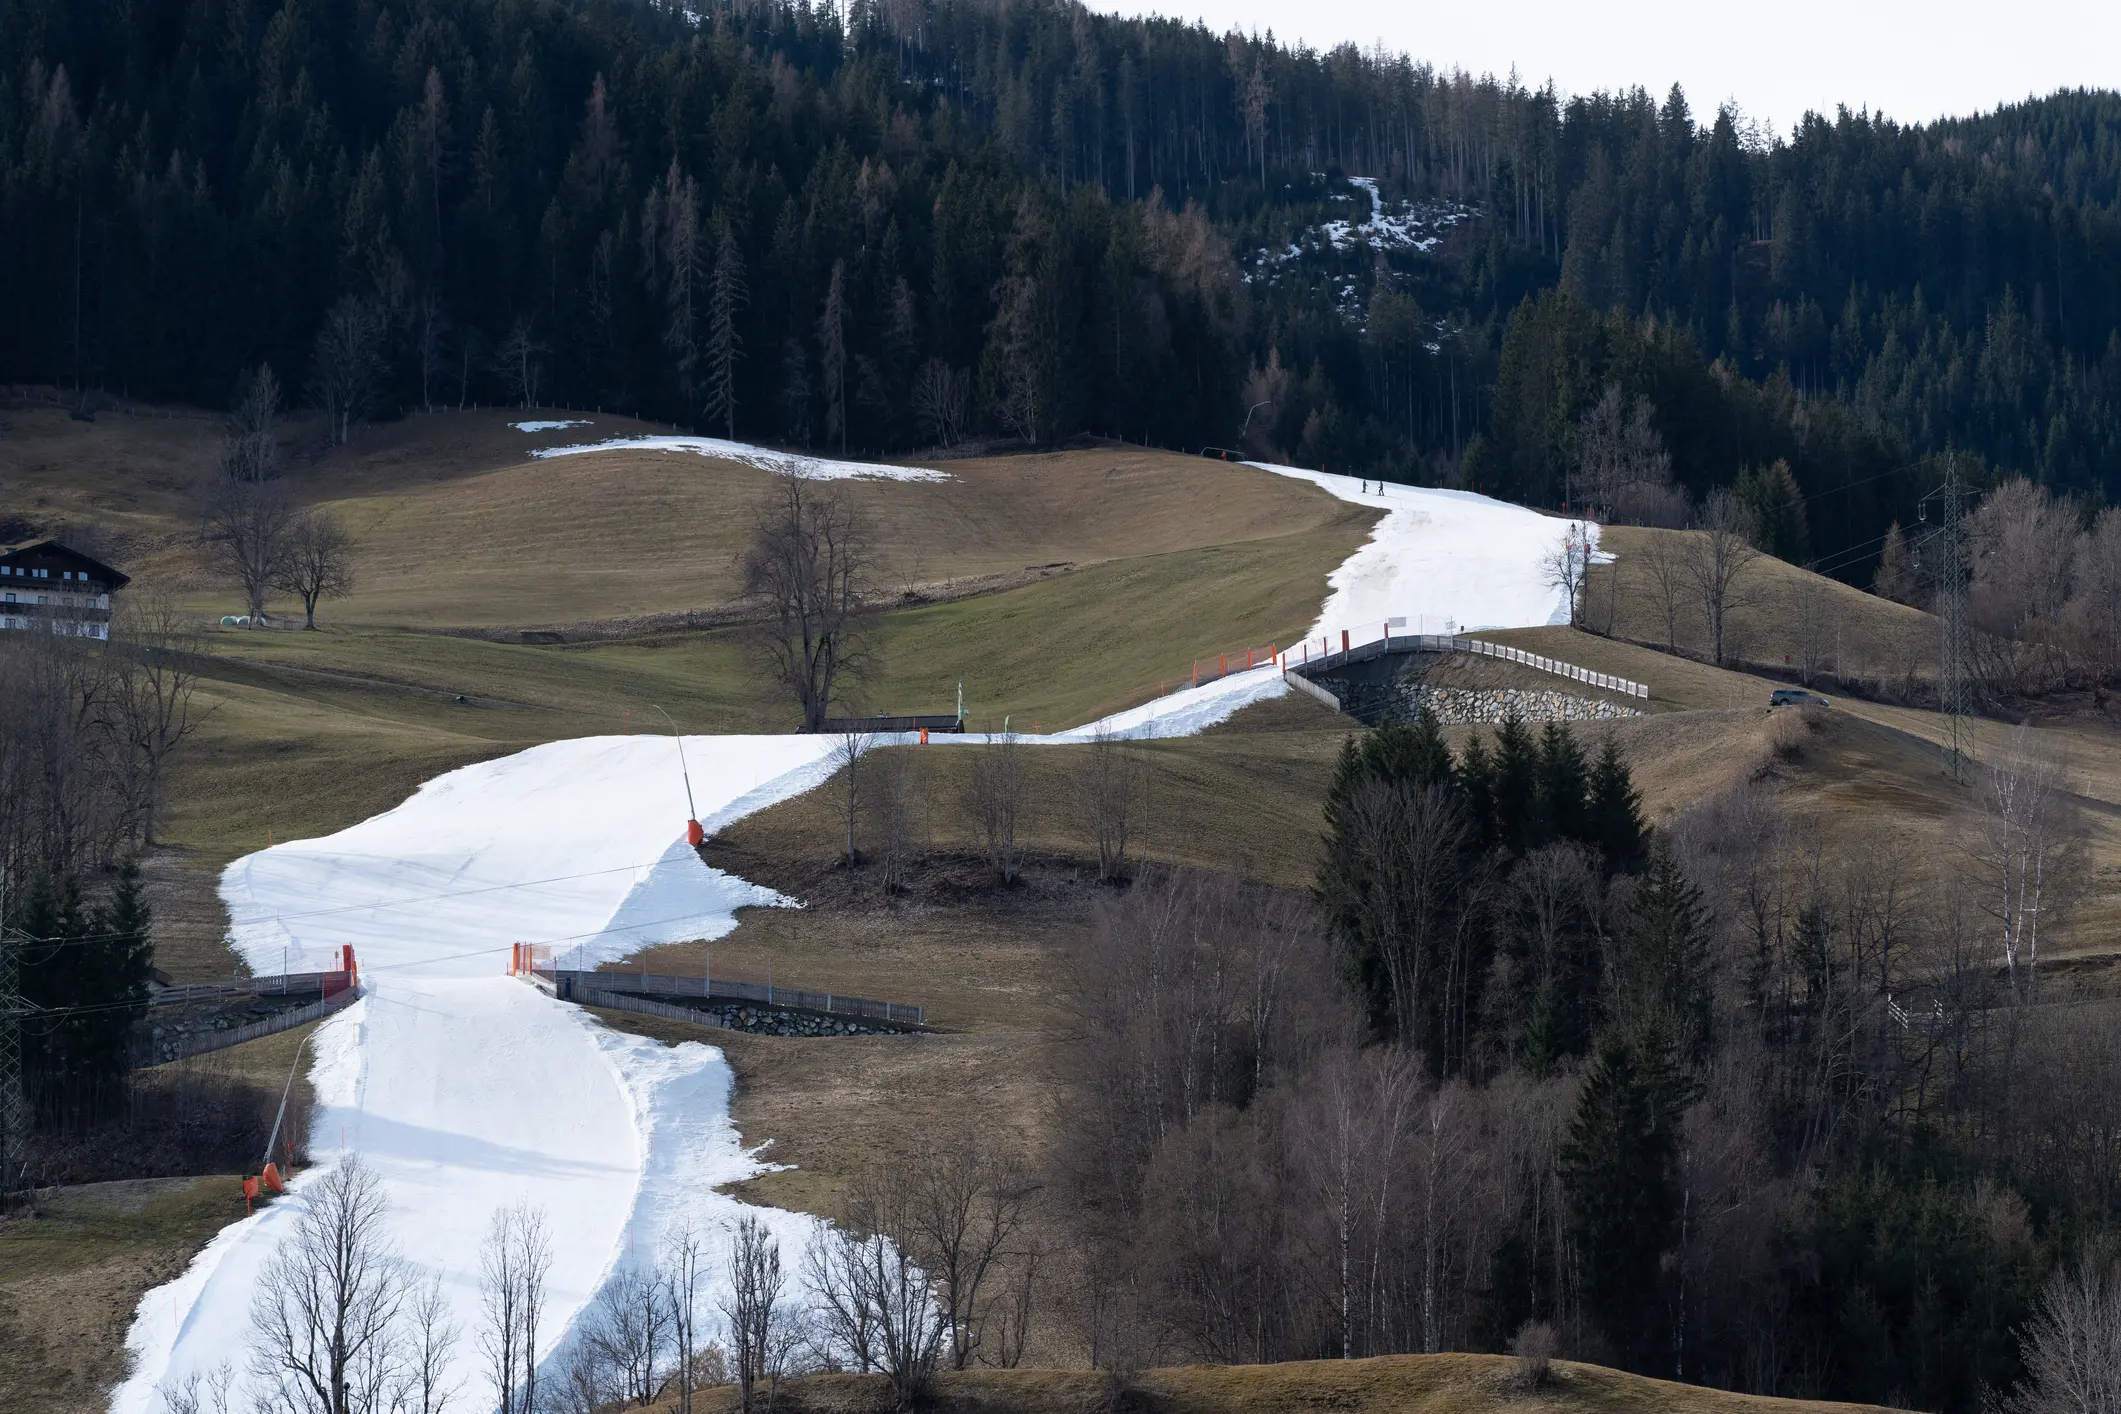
[0,540,129,638]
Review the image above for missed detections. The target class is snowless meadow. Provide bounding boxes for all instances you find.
[113,451,1591,1412]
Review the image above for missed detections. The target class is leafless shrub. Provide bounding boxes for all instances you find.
[868,746,929,895]
[964,729,1027,884]
[1762,707,1811,764]
[1509,1319,1559,1389]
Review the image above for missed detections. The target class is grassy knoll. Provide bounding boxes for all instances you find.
[1584,525,1936,686]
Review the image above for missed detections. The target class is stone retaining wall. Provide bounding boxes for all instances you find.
[1403,685,1643,724]
[599,990,909,1037]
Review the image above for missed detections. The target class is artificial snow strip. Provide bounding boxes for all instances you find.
[531,434,951,482]
[112,463,1603,1412]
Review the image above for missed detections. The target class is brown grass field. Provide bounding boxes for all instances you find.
[7,397,2111,1411]
[659,1352,1894,1414]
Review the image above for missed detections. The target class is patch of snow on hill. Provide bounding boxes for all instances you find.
[511,419,591,431]
[1247,462,1596,638]
[532,435,950,482]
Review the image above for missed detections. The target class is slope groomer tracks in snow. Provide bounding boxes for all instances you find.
[112,445,1598,1412]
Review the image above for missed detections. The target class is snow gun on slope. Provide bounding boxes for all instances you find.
[653,705,705,846]
[242,944,359,1213]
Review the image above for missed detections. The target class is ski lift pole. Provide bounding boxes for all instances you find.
[652,705,704,843]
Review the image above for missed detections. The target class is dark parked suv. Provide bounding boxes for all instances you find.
[1769,688,1830,707]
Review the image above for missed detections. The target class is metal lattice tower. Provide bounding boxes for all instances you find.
[1936,454,1974,783]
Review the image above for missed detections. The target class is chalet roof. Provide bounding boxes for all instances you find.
[0,539,131,590]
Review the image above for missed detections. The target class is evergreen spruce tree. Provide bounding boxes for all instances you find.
[1490,714,1539,856]
[1456,734,1497,854]
[1586,741,1649,874]
[1534,720,1591,848]
[1614,847,1714,1060]
[1560,1016,1693,1369]
[17,864,153,1123]
[702,212,748,438]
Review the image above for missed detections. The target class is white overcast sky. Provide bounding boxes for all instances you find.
[1084,0,2119,135]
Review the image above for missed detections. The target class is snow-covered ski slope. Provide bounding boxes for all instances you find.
[113,461,1589,1411]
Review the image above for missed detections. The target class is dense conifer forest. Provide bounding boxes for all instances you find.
[7,0,2121,578]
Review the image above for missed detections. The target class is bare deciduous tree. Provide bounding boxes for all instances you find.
[493,317,549,410]
[662,1228,706,1414]
[273,509,356,630]
[588,1267,671,1407]
[1682,490,1761,665]
[399,1275,461,1414]
[910,360,969,448]
[1075,725,1147,883]
[807,1180,945,1410]
[965,729,1027,884]
[310,295,387,446]
[1573,383,1673,522]
[109,590,203,846]
[834,727,873,866]
[205,368,293,625]
[740,474,871,732]
[479,1202,554,1414]
[1637,530,1689,652]
[2006,1250,2121,1414]
[1971,723,2081,999]
[1541,520,1592,627]
[719,1214,789,1414]
[413,292,450,414]
[1788,576,1839,686]
[909,1129,1036,1369]
[819,260,848,455]
[248,1155,408,1414]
